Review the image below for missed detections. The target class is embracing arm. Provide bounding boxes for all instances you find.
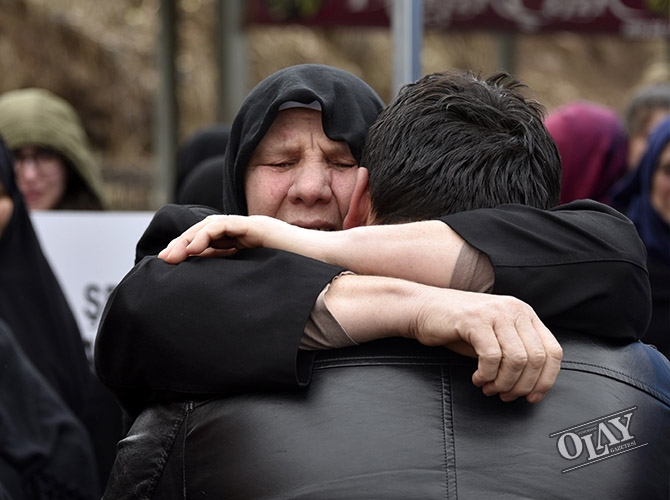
[161,200,651,339]
[160,216,467,288]
[97,200,647,414]
[96,204,558,415]
[323,273,561,404]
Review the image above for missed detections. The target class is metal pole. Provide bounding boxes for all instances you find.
[217,0,249,123]
[392,0,423,97]
[153,0,178,208]
[496,32,517,76]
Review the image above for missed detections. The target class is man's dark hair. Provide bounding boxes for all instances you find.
[363,70,562,224]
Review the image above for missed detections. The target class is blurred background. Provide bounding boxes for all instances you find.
[1,0,668,210]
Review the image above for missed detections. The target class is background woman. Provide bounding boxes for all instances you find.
[0,88,107,211]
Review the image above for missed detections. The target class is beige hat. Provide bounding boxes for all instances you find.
[0,88,107,208]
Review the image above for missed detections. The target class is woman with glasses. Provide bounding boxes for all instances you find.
[0,88,107,211]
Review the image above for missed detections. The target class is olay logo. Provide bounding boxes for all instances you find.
[549,406,648,473]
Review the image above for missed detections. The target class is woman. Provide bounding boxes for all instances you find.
[96,64,387,419]
[612,116,670,357]
[545,100,629,206]
[133,63,385,257]
[624,83,670,171]
[0,88,107,210]
[0,137,100,498]
[221,64,386,217]
[0,135,91,419]
[0,136,119,491]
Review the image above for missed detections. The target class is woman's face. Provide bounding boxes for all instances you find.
[244,108,359,230]
[651,142,670,224]
[0,182,13,237]
[13,145,68,210]
[628,109,670,171]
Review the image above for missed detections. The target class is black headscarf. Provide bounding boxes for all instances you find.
[223,64,385,215]
[0,136,91,424]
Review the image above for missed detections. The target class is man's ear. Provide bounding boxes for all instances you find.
[344,167,372,229]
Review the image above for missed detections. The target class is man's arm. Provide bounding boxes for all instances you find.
[323,274,561,404]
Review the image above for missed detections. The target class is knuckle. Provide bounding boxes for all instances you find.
[526,349,547,369]
[549,344,564,362]
[506,350,528,369]
[479,349,502,365]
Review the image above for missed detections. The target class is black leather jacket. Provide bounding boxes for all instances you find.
[104,335,670,499]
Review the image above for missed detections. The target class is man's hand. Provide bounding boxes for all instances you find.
[325,275,563,404]
[412,287,563,403]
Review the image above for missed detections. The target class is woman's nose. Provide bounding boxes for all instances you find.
[287,161,333,206]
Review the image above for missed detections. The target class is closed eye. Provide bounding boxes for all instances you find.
[328,156,357,169]
[266,159,298,168]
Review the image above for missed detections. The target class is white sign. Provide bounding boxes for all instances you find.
[30,211,154,360]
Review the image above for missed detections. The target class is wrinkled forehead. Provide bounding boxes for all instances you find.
[251,107,355,160]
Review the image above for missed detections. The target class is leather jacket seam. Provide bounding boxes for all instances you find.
[442,366,458,499]
[562,360,670,406]
[180,402,193,499]
[148,402,190,499]
[314,357,473,369]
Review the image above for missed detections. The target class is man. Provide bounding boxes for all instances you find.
[101,70,667,499]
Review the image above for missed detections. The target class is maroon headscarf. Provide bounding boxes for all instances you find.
[545,101,628,206]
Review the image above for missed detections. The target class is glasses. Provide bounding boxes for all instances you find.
[13,147,63,176]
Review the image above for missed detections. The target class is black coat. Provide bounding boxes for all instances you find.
[0,319,100,499]
[0,136,121,492]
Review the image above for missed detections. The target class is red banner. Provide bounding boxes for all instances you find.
[246,0,670,39]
